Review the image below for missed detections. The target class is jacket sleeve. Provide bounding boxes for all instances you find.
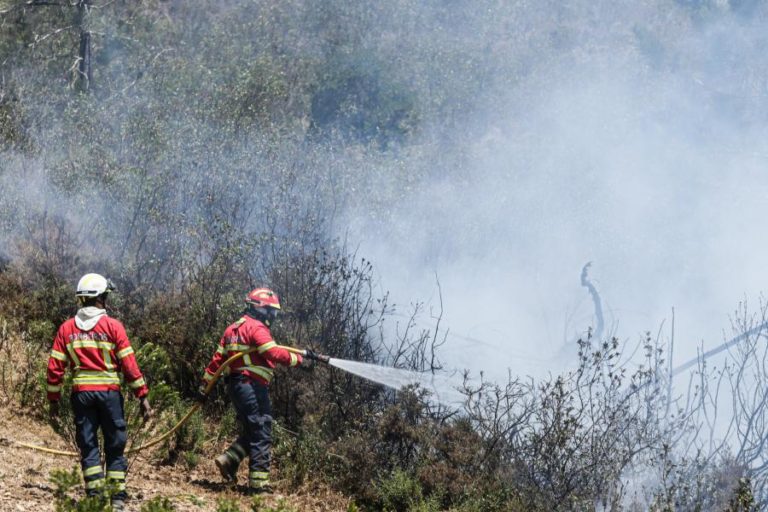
[202,336,227,386]
[113,321,149,399]
[47,328,69,402]
[251,324,302,367]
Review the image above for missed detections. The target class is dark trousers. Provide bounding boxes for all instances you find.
[71,390,128,499]
[227,375,273,488]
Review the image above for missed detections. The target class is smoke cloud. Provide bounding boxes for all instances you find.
[342,1,768,381]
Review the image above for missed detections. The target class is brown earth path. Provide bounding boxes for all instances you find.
[0,407,350,512]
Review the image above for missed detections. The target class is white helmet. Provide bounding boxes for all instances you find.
[76,273,114,297]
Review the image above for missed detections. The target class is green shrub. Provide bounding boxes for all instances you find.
[376,469,437,512]
[249,496,298,512]
[217,406,240,442]
[134,341,172,387]
[448,490,525,512]
[183,451,200,470]
[26,319,55,350]
[216,498,242,512]
[140,497,176,512]
[50,467,109,512]
[50,467,81,500]
[273,421,326,487]
[727,477,756,511]
[154,397,206,465]
[15,330,49,410]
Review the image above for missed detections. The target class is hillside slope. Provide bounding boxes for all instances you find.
[0,407,350,512]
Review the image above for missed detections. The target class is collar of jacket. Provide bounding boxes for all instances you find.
[75,307,107,331]
[243,312,271,327]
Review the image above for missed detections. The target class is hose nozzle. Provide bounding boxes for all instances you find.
[304,349,330,364]
[281,345,331,364]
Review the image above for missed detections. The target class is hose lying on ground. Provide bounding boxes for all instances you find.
[10,345,314,457]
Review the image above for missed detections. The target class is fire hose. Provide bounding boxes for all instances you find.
[10,345,329,457]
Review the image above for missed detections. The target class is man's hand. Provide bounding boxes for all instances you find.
[139,397,153,421]
[49,401,60,421]
[304,349,330,364]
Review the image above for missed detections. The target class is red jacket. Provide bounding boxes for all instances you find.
[202,314,301,387]
[47,315,148,401]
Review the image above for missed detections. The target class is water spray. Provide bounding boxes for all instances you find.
[327,359,465,407]
[300,347,464,406]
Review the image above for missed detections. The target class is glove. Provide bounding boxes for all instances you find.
[49,401,60,421]
[139,397,153,421]
[299,354,315,369]
[195,384,209,403]
[304,349,330,364]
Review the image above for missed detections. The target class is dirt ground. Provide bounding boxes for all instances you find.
[0,406,351,512]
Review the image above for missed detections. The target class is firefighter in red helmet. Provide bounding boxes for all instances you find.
[199,287,303,493]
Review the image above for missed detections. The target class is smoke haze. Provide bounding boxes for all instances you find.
[341,1,768,381]
[2,1,768,383]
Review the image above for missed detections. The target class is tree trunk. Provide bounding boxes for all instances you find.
[75,0,91,92]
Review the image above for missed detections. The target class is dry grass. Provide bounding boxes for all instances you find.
[0,326,353,512]
[0,402,354,512]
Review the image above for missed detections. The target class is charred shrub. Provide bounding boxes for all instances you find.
[416,418,491,503]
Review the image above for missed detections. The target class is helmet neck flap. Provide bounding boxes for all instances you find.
[246,305,278,327]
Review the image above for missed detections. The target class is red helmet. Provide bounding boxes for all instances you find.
[245,287,281,310]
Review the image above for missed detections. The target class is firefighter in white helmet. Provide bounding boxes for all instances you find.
[47,273,152,510]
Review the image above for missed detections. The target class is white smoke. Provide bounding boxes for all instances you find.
[344,1,768,382]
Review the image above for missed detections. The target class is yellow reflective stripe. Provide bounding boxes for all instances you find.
[74,376,120,383]
[249,471,269,480]
[75,370,119,378]
[103,347,114,371]
[289,352,298,367]
[65,342,81,369]
[116,347,134,359]
[224,343,281,354]
[47,384,61,392]
[50,350,68,362]
[83,466,102,477]
[215,345,225,354]
[203,372,214,382]
[239,366,273,382]
[73,370,120,385]
[257,341,277,353]
[71,340,115,350]
[106,470,125,480]
[74,374,119,380]
[127,377,146,389]
[85,478,105,489]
